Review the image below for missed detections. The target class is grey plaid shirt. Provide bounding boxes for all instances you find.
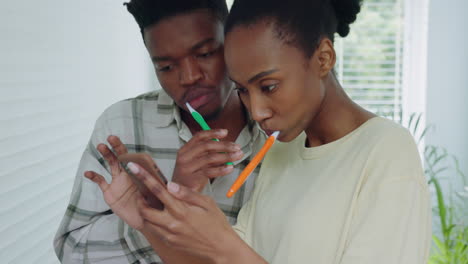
[53,90,266,264]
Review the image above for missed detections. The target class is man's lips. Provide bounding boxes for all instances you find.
[183,87,216,108]
[187,94,210,110]
[183,85,215,101]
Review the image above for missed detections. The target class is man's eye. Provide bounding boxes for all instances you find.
[157,65,173,72]
[197,51,215,58]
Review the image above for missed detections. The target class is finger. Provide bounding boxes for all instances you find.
[140,186,165,210]
[138,197,173,227]
[193,140,242,157]
[167,182,210,209]
[141,220,177,246]
[84,171,110,192]
[178,129,230,155]
[107,135,128,156]
[136,193,151,208]
[128,162,184,214]
[172,150,241,190]
[195,149,243,167]
[192,128,228,141]
[97,143,121,176]
[197,164,235,179]
[177,143,242,173]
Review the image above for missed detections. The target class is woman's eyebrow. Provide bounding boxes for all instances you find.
[247,69,279,84]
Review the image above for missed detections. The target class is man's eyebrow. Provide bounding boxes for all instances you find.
[151,38,216,63]
[191,38,216,51]
[152,56,172,62]
[248,69,279,83]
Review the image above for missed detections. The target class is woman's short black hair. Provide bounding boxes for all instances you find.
[124,0,228,40]
[225,0,363,57]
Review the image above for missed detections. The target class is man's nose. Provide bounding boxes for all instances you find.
[179,57,203,86]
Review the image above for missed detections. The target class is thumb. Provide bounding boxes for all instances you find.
[167,182,208,208]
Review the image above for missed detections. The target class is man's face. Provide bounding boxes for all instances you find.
[144,9,232,119]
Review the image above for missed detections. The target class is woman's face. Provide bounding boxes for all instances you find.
[225,22,325,142]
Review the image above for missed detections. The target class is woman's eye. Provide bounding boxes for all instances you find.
[235,87,248,94]
[261,84,277,93]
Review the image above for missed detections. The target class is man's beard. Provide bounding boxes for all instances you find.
[202,106,223,121]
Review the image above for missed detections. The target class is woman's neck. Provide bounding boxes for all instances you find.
[304,74,375,147]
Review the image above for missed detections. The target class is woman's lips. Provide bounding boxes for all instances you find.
[263,129,277,137]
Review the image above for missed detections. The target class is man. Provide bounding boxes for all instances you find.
[53,0,265,263]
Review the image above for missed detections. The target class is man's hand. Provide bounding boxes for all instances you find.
[84,135,145,230]
[173,129,244,192]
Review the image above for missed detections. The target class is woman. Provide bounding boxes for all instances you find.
[91,0,432,263]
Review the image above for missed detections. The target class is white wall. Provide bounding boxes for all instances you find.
[426,0,468,178]
[0,1,155,263]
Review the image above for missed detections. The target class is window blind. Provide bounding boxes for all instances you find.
[335,0,404,122]
[0,1,154,263]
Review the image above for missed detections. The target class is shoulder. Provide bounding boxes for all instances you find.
[88,90,177,143]
[362,117,426,188]
[94,90,173,127]
[364,117,420,159]
[98,90,161,120]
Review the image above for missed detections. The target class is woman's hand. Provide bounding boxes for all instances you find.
[128,162,243,263]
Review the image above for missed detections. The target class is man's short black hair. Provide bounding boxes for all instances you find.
[124,0,228,40]
[225,0,362,58]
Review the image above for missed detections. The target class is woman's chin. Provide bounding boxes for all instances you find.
[276,130,301,143]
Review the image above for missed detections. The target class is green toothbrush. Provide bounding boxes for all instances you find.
[185,102,234,166]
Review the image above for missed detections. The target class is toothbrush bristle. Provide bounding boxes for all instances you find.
[272,131,280,138]
[185,102,195,113]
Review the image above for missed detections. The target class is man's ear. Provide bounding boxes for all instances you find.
[313,38,336,77]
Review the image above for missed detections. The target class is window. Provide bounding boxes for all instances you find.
[335,0,429,151]
[335,0,404,122]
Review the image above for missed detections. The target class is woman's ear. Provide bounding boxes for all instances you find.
[315,38,336,77]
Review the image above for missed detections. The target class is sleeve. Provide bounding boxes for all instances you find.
[53,112,162,264]
[339,129,432,264]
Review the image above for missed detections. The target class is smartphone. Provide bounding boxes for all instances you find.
[118,153,168,209]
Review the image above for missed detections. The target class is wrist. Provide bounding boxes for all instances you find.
[210,230,256,264]
[211,237,239,264]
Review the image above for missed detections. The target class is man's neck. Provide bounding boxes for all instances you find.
[182,92,247,142]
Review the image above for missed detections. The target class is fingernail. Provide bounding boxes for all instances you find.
[234,150,243,156]
[232,144,241,151]
[127,162,139,174]
[224,165,234,171]
[168,182,180,193]
[218,129,228,135]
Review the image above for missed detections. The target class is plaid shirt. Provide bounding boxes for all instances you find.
[53,90,265,264]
